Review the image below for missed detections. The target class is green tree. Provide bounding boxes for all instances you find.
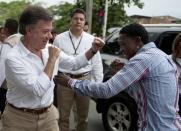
[0,0,44,26]
[48,2,89,33]
[48,2,74,33]
[76,0,144,36]
[0,0,31,25]
[0,0,144,36]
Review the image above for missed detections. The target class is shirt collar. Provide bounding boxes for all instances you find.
[69,29,84,38]
[18,38,49,60]
[136,42,156,54]
[18,38,32,57]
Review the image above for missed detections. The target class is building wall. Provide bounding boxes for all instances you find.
[131,15,179,24]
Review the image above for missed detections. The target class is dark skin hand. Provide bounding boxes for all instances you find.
[53,73,71,87]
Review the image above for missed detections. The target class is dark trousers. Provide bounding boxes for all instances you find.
[53,85,58,107]
[0,88,7,113]
[179,94,181,116]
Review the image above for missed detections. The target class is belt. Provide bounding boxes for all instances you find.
[59,71,90,79]
[8,103,51,115]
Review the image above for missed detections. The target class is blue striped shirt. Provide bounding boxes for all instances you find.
[69,42,181,131]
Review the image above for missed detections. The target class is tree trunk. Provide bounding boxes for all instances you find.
[85,0,93,33]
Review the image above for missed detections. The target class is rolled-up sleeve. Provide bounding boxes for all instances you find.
[90,51,103,82]
[59,51,89,71]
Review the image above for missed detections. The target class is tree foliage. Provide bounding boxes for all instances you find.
[0,0,31,25]
[0,0,45,26]
[76,0,144,36]
[0,0,144,36]
[48,2,74,33]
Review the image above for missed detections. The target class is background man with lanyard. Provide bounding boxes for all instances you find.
[53,8,103,131]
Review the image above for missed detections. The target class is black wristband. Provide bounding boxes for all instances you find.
[90,48,97,54]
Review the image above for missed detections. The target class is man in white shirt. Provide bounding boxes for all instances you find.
[0,19,20,115]
[2,6,104,131]
[0,19,19,86]
[53,8,103,131]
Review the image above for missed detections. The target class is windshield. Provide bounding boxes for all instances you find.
[103,28,161,56]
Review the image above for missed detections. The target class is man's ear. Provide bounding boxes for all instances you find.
[134,36,144,46]
[135,36,141,43]
[25,26,33,36]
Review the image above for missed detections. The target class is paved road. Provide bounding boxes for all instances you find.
[70,100,105,131]
[88,100,105,131]
[0,100,105,131]
[0,119,2,131]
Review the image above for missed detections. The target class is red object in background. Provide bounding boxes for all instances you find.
[98,9,104,17]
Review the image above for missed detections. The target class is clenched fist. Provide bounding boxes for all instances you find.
[91,37,105,53]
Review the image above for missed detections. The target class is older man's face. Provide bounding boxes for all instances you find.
[27,20,53,50]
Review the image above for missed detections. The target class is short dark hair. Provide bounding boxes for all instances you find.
[19,5,53,35]
[120,23,149,44]
[4,18,18,35]
[70,8,86,18]
[85,21,88,26]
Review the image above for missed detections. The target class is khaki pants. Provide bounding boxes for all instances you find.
[2,104,59,131]
[57,75,90,131]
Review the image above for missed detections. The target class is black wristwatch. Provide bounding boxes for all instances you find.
[90,48,97,54]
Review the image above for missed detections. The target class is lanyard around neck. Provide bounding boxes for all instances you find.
[69,32,83,55]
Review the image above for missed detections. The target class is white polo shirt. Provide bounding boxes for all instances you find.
[54,31,103,82]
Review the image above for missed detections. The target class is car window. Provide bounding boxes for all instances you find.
[102,30,160,56]
[148,32,160,42]
[102,26,181,56]
[101,40,120,55]
[106,30,120,43]
[155,32,179,55]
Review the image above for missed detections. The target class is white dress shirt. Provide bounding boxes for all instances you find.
[5,41,89,109]
[0,34,22,87]
[0,44,11,87]
[53,31,103,82]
